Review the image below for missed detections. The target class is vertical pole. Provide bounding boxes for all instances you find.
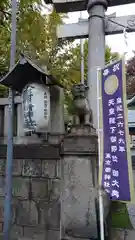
[97,68,104,240]
[87,1,107,239]
[79,11,84,84]
[87,0,107,129]
[3,0,17,239]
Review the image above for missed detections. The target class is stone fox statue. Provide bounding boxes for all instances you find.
[72,84,93,125]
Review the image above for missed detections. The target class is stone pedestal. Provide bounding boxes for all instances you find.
[60,125,99,239]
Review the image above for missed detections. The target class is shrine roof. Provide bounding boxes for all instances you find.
[0,54,63,92]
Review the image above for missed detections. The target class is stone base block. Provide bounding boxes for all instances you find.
[110,228,135,240]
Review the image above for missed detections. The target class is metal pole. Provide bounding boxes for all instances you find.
[97,68,104,240]
[87,0,107,129]
[3,0,17,239]
[79,11,84,84]
[87,1,107,239]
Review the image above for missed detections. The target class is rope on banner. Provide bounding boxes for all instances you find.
[89,14,135,60]
[123,27,128,56]
[107,16,135,60]
[123,26,134,61]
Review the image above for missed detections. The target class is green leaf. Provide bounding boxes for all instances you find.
[110,202,133,229]
[0,0,120,106]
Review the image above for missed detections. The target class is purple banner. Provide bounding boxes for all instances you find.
[99,59,134,202]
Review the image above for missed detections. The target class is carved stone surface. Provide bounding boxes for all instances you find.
[47,230,60,240]
[63,135,98,155]
[31,179,48,200]
[50,86,65,134]
[42,160,56,178]
[71,84,92,125]
[23,226,46,239]
[47,201,60,229]
[16,200,38,226]
[12,177,29,199]
[0,177,4,197]
[110,228,125,240]
[48,179,60,201]
[11,225,23,239]
[0,142,61,239]
[72,84,88,99]
[22,159,42,177]
[0,138,106,239]
[12,159,23,176]
[0,198,16,223]
[0,160,5,175]
[126,230,135,239]
[0,144,60,159]
[60,124,100,239]
[61,155,98,239]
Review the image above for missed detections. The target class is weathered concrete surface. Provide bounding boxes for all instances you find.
[110,228,135,240]
[0,144,60,159]
[60,125,99,239]
[0,129,111,240]
[50,86,65,134]
[61,155,98,239]
[0,144,61,239]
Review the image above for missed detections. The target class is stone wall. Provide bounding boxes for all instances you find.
[0,144,61,240]
[110,229,135,240]
[0,140,135,240]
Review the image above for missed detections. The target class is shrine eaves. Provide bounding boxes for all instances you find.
[44,0,135,13]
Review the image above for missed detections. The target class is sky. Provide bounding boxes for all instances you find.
[65,3,135,59]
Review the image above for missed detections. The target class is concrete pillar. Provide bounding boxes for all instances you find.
[0,108,4,136]
[50,86,65,134]
[87,0,108,129]
[4,105,8,137]
[110,228,125,240]
[60,125,99,239]
[17,103,24,137]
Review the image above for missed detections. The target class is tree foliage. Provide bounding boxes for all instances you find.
[0,0,119,106]
[0,0,69,71]
[0,0,71,96]
[63,41,119,86]
[126,54,135,99]
[63,41,119,113]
